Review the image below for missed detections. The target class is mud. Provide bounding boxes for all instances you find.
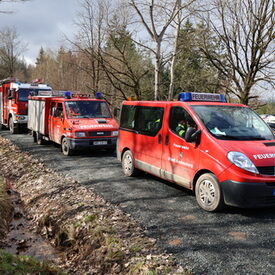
[1,178,58,263]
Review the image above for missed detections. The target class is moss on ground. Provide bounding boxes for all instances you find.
[0,250,65,275]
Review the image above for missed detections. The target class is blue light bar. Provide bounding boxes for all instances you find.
[65,91,71,99]
[178,92,226,102]
[96,92,103,99]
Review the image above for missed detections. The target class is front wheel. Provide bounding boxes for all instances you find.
[62,137,74,156]
[122,150,138,177]
[195,173,225,212]
[9,117,19,134]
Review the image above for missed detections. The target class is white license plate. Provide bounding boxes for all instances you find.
[93,141,108,145]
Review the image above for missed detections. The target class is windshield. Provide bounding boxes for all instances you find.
[191,105,274,140]
[65,101,111,119]
[18,88,51,102]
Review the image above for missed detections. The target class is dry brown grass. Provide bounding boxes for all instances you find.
[0,177,13,238]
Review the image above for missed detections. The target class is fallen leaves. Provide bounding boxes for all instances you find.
[0,136,187,274]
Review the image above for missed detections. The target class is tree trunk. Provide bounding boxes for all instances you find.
[168,0,182,101]
[154,42,161,100]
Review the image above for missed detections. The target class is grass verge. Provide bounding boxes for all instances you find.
[0,250,65,275]
[0,177,13,239]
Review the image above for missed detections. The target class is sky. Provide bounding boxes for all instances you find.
[0,0,80,65]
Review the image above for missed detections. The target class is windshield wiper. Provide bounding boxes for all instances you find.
[215,134,268,140]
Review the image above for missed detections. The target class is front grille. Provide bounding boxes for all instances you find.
[88,131,111,137]
[257,166,275,175]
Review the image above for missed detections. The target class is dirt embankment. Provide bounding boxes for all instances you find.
[0,136,187,275]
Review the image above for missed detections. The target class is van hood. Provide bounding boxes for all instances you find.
[68,118,118,131]
[220,139,275,166]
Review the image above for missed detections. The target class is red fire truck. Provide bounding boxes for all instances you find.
[117,92,275,211]
[28,91,118,156]
[0,78,51,133]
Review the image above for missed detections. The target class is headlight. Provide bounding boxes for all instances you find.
[111,131,118,136]
[227,151,259,174]
[75,131,86,137]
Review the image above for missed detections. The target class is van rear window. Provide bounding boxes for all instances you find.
[120,105,164,136]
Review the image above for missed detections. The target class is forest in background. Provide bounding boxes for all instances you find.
[0,0,274,112]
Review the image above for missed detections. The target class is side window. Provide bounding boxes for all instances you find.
[136,106,164,136]
[120,105,136,130]
[51,102,56,117]
[169,106,197,139]
[54,103,64,118]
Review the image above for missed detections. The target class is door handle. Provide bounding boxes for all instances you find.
[165,135,169,145]
[158,134,162,144]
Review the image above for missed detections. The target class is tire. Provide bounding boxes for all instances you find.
[0,124,5,130]
[9,117,19,134]
[33,131,37,143]
[122,150,138,177]
[195,173,225,212]
[36,132,46,145]
[62,137,74,156]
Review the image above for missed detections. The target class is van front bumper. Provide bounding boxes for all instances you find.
[67,137,117,150]
[220,180,275,208]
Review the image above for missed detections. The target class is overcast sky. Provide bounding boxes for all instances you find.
[0,0,79,65]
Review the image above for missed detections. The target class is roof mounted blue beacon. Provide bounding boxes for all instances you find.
[96,92,103,99]
[65,91,71,99]
[178,92,226,103]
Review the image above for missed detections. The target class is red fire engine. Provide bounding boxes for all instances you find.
[28,91,118,156]
[0,78,52,133]
[117,92,275,211]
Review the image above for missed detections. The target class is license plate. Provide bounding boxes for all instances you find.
[93,141,107,145]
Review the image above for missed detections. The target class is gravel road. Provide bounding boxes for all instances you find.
[1,130,274,275]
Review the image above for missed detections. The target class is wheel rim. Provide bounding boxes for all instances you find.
[198,180,216,206]
[123,153,133,173]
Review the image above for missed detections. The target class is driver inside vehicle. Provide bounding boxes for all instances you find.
[68,106,81,117]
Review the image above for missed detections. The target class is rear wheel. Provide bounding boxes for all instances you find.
[122,150,138,176]
[195,173,225,212]
[62,137,74,156]
[36,132,46,145]
[9,117,19,134]
[32,131,37,143]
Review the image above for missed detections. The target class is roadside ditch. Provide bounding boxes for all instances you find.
[0,136,187,274]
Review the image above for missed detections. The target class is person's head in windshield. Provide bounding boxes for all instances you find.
[69,106,80,116]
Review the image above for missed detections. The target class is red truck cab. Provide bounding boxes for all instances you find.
[117,92,275,211]
[28,91,118,155]
[0,78,51,133]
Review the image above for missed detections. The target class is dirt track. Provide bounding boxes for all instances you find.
[1,130,275,275]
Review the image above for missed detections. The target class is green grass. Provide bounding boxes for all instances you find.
[0,250,65,275]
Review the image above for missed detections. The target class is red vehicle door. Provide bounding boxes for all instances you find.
[161,104,200,189]
[133,105,165,176]
[49,102,65,144]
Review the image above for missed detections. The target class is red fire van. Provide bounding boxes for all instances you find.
[28,91,118,156]
[117,92,275,211]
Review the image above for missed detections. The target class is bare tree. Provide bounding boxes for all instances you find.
[129,0,194,100]
[70,0,111,93]
[201,0,274,105]
[0,27,27,77]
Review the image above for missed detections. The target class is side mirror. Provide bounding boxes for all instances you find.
[8,89,15,100]
[114,107,120,118]
[185,127,201,143]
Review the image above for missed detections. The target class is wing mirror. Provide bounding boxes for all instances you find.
[185,127,201,143]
